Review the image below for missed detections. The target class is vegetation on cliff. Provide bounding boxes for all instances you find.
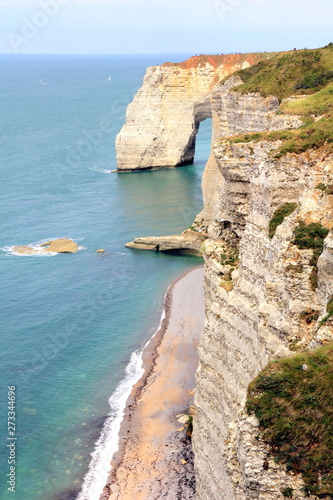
[229,44,333,156]
[247,344,333,496]
[234,44,333,99]
[293,221,329,289]
[269,203,297,239]
[321,295,333,325]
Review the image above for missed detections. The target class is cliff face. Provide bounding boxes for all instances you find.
[193,142,333,499]
[198,76,302,222]
[116,54,268,171]
[118,54,333,498]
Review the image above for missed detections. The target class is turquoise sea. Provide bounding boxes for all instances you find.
[0,55,211,500]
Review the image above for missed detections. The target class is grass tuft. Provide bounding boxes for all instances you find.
[269,203,297,239]
[320,295,333,325]
[300,309,320,324]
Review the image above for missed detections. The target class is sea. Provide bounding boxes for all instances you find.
[0,54,212,500]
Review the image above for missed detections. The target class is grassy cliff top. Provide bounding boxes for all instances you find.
[227,44,333,156]
[233,44,333,99]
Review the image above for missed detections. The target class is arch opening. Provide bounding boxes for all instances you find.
[179,100,212,167]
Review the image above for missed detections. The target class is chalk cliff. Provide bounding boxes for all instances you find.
[116,54,268,171]
[193,142,333,499]
[119,53,333,498]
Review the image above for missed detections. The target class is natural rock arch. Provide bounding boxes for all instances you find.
[115,55,259,172]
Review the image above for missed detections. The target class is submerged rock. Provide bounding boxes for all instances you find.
[13,246,38,255]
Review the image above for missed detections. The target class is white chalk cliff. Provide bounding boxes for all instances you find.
[116,54,270,171]
[117,54,333,498]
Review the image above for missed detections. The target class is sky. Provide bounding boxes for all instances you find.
[0,0,332,55]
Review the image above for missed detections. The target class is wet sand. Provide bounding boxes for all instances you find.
[100,266,204,500]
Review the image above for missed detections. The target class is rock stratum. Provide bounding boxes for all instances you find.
[118,51,333,498]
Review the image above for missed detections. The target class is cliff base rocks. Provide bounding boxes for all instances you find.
[125,229,207,256]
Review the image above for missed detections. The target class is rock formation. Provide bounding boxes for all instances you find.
[116,54,269,172]
[119,53,333,498]
[125,228,207,256]
[122,54,302,255]
[13,238,79,254]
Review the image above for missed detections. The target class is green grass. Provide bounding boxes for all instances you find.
[232,44,333,100]
[300,309,320,324]
[316,182,333,195]
[228,113,333,158]
[269,203,298,238]
[246,344,333,496]
[293,221,329,289]
[282,487,294,498]
[320,295,333,325]
[280,81,333,116]
[225,44,333,156]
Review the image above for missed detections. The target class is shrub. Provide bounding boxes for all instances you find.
[295,71,333,90]
[300,309,319,324]
[293,221,329,289]
[282,487,294,498]
[315,182,333,195]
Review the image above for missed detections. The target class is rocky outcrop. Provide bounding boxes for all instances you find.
[13,238,79,254]
[125,228,208,256]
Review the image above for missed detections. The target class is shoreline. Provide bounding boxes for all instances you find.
[100,265,204,500]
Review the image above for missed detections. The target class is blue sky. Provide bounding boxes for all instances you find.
[0,0,332,55]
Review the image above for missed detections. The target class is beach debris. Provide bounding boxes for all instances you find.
[96,249,106,253]
[189,405,196,416]
[176,414,191,424]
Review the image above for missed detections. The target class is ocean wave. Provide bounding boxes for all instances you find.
[89,166,112,174]
[76,302,167,500]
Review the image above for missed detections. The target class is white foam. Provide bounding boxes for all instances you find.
[76,291,168,500]
[89,166,111,174]
[1,245,58,257]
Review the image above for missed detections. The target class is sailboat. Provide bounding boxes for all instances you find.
[107,75,112,81]
[39,77,47,85]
